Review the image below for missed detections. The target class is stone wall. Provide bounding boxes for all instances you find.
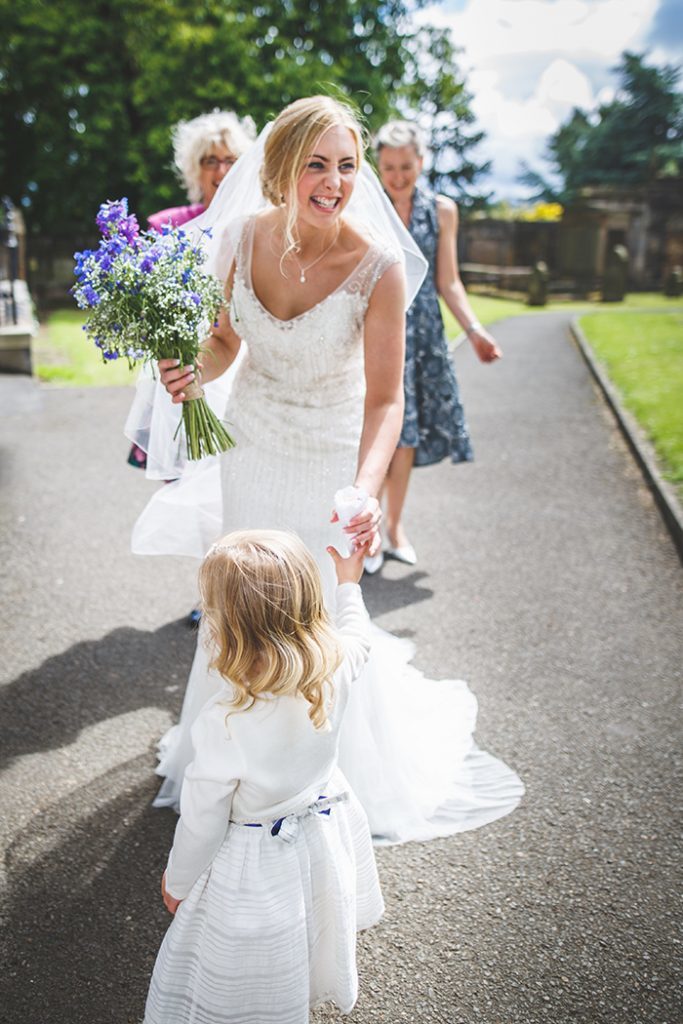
[19,177,683,306]
[458,219,560,274]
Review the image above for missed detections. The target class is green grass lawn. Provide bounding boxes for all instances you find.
[34,309,137,387]
[35,291,683,414]
[33,294,683,504]
[34,295,682,508]
[578,310,683,499]
[442,291,683,339]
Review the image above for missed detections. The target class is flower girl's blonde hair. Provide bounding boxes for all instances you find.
[199,529,343,729]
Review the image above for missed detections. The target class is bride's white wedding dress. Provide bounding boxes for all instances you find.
[143,216,523,844]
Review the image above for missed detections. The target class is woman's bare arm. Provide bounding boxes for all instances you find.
[343,261,406,550]
[435,197,501,364]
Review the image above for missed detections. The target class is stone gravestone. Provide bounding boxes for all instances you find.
[527,260,548,306]
[601,244,628,302]
[664,265,682,298]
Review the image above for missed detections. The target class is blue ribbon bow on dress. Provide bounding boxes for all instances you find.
[239,793,348,844]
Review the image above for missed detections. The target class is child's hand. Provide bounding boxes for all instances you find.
[327,543,366,585]
[161,870,182,915]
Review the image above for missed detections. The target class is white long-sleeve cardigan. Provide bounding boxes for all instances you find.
[165,582,371,899]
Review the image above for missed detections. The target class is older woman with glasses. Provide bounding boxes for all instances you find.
[126,110,256,628]
[128,110,256,477]
[147,109,256,233]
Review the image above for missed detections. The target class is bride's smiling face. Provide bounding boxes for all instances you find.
[293,125,359,229]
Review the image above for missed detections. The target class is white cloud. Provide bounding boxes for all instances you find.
[423,0,660,67]
[595,85,616,107]
[417,0,665,198]
[535,59,594,115]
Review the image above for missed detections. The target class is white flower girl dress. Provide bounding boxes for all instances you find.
[144,583,383,1023]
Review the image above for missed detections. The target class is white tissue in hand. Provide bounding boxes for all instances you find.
[334,485,369,528]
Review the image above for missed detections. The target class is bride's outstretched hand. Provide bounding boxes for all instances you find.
[158,358,200,404]
[331,495,382,555]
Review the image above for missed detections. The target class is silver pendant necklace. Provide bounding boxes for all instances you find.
[293,230,339,284]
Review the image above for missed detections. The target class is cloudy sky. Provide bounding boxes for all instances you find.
[417,0,683,200]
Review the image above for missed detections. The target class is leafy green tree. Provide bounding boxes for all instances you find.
[0,0,487,237]
[397,25,490,208]
[520,51,683,203]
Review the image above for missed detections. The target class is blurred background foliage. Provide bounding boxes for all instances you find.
[2,4,679,240]
[0,0,490,236]
[519,51,683,204]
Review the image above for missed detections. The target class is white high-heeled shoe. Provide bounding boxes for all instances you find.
[385,543,417,566]
[363,551,385,575]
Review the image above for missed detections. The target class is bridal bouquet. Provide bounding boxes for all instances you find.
[72,198,234,460]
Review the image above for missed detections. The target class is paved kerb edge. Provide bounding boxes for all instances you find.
[569,317,683,566]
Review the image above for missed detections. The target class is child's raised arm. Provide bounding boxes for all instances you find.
[327,544,365,586]
[327,546,371,684]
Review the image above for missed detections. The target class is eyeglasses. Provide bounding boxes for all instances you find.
[200,156,237,171]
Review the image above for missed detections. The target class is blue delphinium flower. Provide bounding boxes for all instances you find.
[95,198,140,249]
[75,283,102,308]
[74,249,98,281]
[96,199,128,235]
[140,244,163,274]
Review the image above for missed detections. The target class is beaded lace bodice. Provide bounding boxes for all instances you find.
[227,217,400,457]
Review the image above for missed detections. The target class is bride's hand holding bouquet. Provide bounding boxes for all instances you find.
[72,198,235,460]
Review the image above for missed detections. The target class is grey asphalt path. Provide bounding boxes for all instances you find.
[1,313,681,1024]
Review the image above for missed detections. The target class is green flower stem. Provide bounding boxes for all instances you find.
[177,396,235,461]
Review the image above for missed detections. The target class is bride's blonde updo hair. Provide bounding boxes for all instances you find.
[199,529,343,729]
[260,95,366,261]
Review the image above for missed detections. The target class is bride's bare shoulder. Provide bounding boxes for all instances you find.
[341,216,402,264]
[342,219,389,268]
[340,217,376,259]
[252,208,280,238]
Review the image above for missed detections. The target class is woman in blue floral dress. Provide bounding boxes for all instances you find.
[370,121,502,570]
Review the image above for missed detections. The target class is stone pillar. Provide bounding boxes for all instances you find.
[1,199,35,373]
[0,324,33,373]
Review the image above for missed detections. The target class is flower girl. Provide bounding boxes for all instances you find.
[143,529,383,1024]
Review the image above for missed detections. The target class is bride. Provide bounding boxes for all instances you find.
[142,95,523,844]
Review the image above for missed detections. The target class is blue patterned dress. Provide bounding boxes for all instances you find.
[399,187,474,467]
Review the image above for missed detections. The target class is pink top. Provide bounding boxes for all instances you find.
[147,203,205,234]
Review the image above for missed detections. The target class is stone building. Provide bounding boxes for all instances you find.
[458,178,683,294]
[559,179,683,292]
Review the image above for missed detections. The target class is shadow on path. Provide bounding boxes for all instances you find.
[0,622,197,769]
[1,572,432,770]
[2,759,174,1024]
[361,569,433,618]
